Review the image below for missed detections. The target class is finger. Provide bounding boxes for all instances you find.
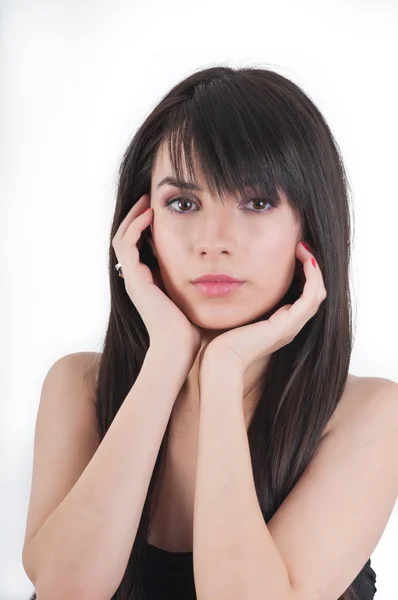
[288,251,326,326]
[296,241,327,300]
[113,206,152,253]
[115,194,150,240]
[122,207,153,248]
[112,208,153,283]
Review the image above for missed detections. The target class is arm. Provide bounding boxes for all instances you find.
[193,359,293,600]
[194,355,398,600]
[24,347,188,600]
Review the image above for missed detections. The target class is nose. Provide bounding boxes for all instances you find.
[194,209,238,257]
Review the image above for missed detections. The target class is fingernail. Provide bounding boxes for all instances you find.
[302,241,310,251]
[311,258,317,268]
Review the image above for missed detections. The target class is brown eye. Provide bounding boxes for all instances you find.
[242,197,274,214]
[251,198,268,210]
[165,197,198,214]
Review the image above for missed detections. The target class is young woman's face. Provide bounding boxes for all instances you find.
[149,143,303,331]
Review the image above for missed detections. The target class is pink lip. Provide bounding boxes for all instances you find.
[191,273,243,283]
[191,281,244,296]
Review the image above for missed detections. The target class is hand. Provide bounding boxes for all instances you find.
[200,241,327,375]
[112,194,202,365]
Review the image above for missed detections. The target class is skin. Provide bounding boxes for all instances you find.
[148,140,303,423]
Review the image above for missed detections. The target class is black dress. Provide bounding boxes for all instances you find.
[143,542,377,600]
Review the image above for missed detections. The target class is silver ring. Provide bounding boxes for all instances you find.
[115,262,124,278]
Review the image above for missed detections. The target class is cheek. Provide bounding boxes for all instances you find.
[151,230,185,277]
[256,229,294,268]
[252,235,297,295]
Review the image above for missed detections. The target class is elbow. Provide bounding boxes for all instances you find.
[22,541,120,600]
[33,570,107,600]
[22,545,104,600]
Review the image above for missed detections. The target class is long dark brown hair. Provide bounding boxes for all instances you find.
[29,64,364,599]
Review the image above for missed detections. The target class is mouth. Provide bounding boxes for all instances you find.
[191,280,244,297]
[191,273,243,284]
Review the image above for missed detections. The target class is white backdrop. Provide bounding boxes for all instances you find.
[2,0,398,599]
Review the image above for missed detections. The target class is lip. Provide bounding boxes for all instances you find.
[191,273,243,283]
[191,280,244,297]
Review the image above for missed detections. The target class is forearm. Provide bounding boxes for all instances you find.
[193,360,293,600]
[28,347,188,600]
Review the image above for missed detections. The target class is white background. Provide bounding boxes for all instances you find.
[2,0,397,598]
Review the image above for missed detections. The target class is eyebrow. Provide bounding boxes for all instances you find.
[156,176,202,191]
[155,176,270,204]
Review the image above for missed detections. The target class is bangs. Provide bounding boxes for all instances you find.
[160,77,293,207]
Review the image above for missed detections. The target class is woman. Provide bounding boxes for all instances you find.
[24,65,396,600]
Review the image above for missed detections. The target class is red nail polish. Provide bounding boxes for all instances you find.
[302,241,310,251]
[311,258,317,268]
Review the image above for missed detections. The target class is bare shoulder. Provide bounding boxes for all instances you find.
[78,351,103,404]
[326,373,398,437]
[265,373,398,600]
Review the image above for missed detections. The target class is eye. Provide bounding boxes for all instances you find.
[165,196,199,214]
[164,196,276,215]
[244,198,274,213]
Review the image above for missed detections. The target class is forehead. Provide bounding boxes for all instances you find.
[150,142,259,205]
[151,140,205,188]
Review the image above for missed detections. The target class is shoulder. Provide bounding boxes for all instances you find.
[58,351,102,404]
[325,373,398,438]
[266,374,398,600]
[83,351,103,402]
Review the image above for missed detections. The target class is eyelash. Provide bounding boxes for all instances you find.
[164,196,278,216]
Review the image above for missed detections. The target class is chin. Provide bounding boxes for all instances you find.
[185,303,273,331]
